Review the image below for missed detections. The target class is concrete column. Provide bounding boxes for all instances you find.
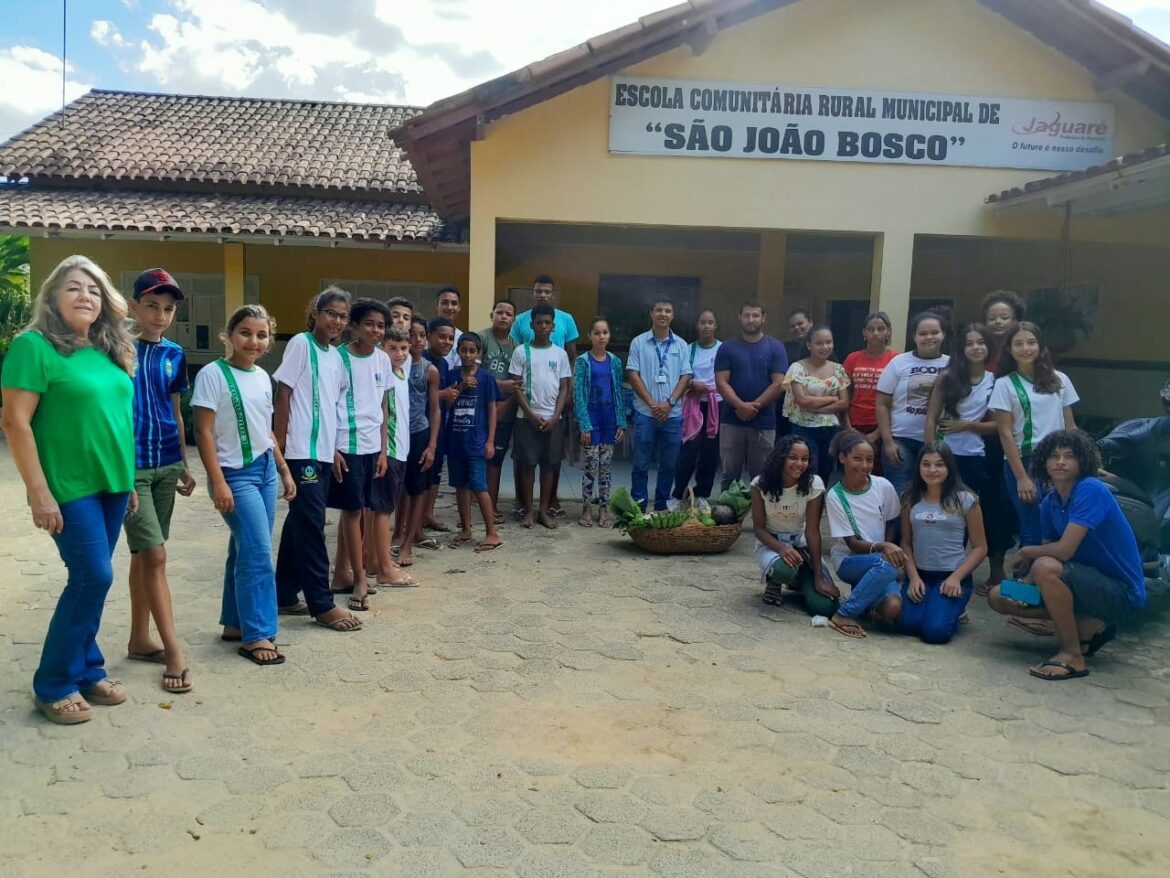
[756,231,788,316]
[870,230,915,352]
[224,243,246,314]
[467,213,496,329]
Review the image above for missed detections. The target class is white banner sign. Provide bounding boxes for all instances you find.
[609,76,1114,172]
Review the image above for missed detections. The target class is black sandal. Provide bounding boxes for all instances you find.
[238,645,285,666]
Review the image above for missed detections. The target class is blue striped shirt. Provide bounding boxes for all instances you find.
[132,337,189,469]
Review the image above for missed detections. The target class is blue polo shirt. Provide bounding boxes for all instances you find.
[510,308,580,351]
[132,337,189,469]
[626,329,691,419]
[1041,476,1147,607]
[714,336,788,430]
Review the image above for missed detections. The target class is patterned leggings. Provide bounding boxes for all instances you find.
[582,444,615,505]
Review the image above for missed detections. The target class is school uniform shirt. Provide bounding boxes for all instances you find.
[907,490,977,571]
[386,366,411,462]
[191,360,275,470]
[335,345,391,456]
[988,371,1079,456]
[445,368,503,458]
[825,476,901,567]
[1041,477,1146,607]
[627,330,693,419]
[751,474,825,545]
[510,308,581,351]
[688,340,722,403]
[273,333,348,463]
[132,336,189,470]
[875,352,950,440]
[843,349,896,427]
[782,361,850,428]
[509,342,572,421]
[939,371,995,457]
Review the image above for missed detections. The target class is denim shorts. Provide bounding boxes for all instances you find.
[448,454,488,492]
[1062,561,1140,626]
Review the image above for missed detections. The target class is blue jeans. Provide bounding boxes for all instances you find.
[1003,456,1042,547]
[897,570,973,644]
[632,412,683,511]
[220,452,279,643]
[884,437,922,498]
[35,492,130,702]
[836,553,902,619]
[793,425,840,484]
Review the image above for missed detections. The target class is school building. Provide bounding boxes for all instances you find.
[1,0,1168,420]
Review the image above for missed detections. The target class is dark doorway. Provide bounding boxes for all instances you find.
[830,298,956,358]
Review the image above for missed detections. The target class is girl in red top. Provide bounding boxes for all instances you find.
[843,311,896,474]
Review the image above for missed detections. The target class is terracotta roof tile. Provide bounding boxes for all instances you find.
[0,90,423,196]
[986,143,1170,202]
[0,187,462,243]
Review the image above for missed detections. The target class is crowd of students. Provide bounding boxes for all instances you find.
[0,258,1150,725]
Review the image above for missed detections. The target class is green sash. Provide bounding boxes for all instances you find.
[338,345,358,455]
[832,482,864,539]
[1008,373,1034,455]
[214,359,253,466]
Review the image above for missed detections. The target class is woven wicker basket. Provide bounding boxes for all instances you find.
[628,520,743,554]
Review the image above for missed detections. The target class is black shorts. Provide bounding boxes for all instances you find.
[326,452,377,511]
[490,418,515,468]
[369,458,404,513]
[1063,561,1140,626]
[513,417,564,468]
[404,429,432,497]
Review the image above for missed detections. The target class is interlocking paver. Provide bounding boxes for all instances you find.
[1,451,1168,877]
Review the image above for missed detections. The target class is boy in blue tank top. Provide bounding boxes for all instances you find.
[123,269,196,693]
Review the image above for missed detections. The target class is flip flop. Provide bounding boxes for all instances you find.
[828,617,867,639]
[1082,625,1117,657]
[126,649,167,664]
[577,517,593,528]
[162,668,193,694]
[348,595,369,612]
[424,522,452,533]
[315,615,363,632]
[379,574,419,587]
[80,680,128,706]
[1028,660,1089,681]
[475,541,503,553]
[391,545,401,557]
[448,536,473,549]
[1008,617,1056,637]
[279,602,310,616]
[238,645,285,666]
[415,538,440,551]
[35,693,92,725]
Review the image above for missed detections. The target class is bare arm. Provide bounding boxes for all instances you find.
[1,389,61,533]
[423,366,440,467]
[804,495,837,598]
[924,383,943,443]
[626,369,655,410]
[511,370,539,423]
[754,372,786,408]
[194,407,234,514]
[1062,407,1076,430]
[273,382,293,453]
[900,507,924,598]
[172,393,197,495]
[1017,522,1088,567]
[953,502,988,580]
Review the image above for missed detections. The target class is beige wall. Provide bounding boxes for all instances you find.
[470,0,1170,346]
[29,238,470,334]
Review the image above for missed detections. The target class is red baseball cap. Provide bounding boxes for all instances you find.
[133,268,184,300]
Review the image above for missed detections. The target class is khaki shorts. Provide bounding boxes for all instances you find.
[123,461,187,552]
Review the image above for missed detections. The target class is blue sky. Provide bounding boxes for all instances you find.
[2,0,1168,143]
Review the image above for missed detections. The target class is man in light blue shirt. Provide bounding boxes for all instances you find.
[626,299,692,511]
[510,275,580,357]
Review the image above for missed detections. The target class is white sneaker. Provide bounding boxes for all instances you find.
[665,498,681,512]
[696,498,711,514]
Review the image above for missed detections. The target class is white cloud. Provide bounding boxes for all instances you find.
[91,20,129,49]
[0,46,92,143]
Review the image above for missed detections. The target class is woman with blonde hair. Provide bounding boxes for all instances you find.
[1,255,138,724]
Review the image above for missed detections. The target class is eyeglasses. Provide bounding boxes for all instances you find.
[320,308,349,322]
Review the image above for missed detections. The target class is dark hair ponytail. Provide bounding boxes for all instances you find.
[935,324,991,417]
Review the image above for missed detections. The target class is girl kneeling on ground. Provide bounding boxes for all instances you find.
[752,435,840,614]
[824,430,905,638]
[897,442,987,644]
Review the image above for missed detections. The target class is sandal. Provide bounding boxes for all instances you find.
[448,535,473,549]
[829,617,867,639]
[1028,659,1089,681]
[1082,625,1117,657]
[162,668,193,694]
[378,573,419,587]
[35,693,92,725]
[415,538,440,551]
[126,649,167,664]
[80,679,128,706]
[238,645,285,666]
[279,601,310,616]
[475,541,503,553]
[315,614,363,632]
[348,595,369,612]
[577,515,593,528]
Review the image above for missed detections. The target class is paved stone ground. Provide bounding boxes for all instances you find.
[2,447,1169,877]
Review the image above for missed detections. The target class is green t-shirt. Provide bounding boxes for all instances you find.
[2,331,135,504]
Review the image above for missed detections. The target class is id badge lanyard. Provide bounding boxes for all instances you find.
[653,333,675,388]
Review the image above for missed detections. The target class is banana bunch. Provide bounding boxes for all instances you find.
[645,509,692,529]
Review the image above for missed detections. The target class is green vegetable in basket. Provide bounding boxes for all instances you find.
[716,480,753,518]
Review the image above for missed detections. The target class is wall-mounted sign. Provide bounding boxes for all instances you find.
[609,76,1114,172]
